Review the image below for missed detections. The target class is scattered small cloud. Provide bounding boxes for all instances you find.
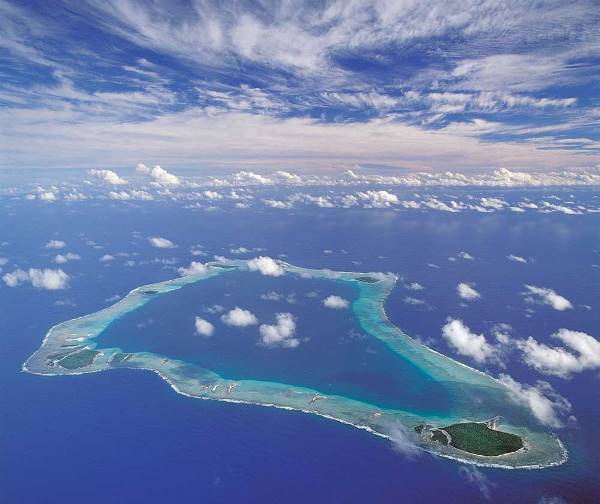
[178,261,207,276]
[89,169,127,185]
[195,317,215,337]
[99,254,114,262]
[458,251,475,260]
[136,164,180,185]
[507,254,528,264]
[105,294,121,303]
[405,281,424,291]
[259,312,299,348]
[457,282,481,300]
[323,295,350,309]
[148,236,176,249]
[247,256,284,276]
[45,240,66,249]
[518,329,600,378]
[221,307,258,327]
[2,268,70,290]
[524,285,573,311]
[53,252,80,264]
[441,318,495,363]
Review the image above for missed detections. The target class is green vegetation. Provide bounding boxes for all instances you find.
[356,276,380,283]
[110,352,132,365]
[443,422,523,456]
[431,429,449,445]
[58,348,100,369]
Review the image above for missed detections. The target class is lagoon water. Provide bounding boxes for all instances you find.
[2,187,600,502]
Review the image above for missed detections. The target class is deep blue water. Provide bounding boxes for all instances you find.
[2,190,600,502]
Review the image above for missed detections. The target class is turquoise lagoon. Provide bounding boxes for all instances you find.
[23,260,566,468]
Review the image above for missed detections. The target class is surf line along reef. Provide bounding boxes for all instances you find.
[24,259,567,469]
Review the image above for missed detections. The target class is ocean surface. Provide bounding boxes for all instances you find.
[1,186,600,502]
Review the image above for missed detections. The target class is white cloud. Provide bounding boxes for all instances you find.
[459,466,495,501]
[356,190,399,208]
[53,252,80,264]
[518,329,600,378]
[274,170,301,183]
[323,295,350,309]
[259,312,299,348]
[457,282,481,300]
[221,307,258,327]
[195,317,215,337]
[235,171,272,185]
[136,163,180,185]
[89,169,127,185]
[148,236,176,249]
[3,268,69,290]
[498,374,571,428]
[387,423,421,459]
[109,190,154,200]
[99,254,114,262]
[39,191,56,202]
[458,251,474,260]
[247,256,284,276]
[178,261,208,276]
[524,285,573,311]
[45,239,66,249]
[441,319,494,363]
[507,254,527,264]
[406,281,424,291]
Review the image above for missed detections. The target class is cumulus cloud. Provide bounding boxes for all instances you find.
[498,374,571,428]
[178,261,207,276]
[3,268,70,290]
[99,254,114,262]
[53,252,81,264]
[457,282,481,300]
[405,281,424,291]
[524,285,573,311]
[259,312,299,348]
[45,239,66,249]
[109,190,154,200]
[274,170,301,183]
[136,163,180,185]
[356,190,399,208]
[39,191,56,202]
[148,236,176,249]
[89,169,127,185]
[442,319,495,363]
[194,317,215,337]
[247,256,284,276]
[507,254,528,264]
[221,307,258,327]
[323,295,350,309]
[518,329,600,378]
[458,251,475,260]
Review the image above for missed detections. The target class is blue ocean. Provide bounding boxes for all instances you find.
[1,185,599,503]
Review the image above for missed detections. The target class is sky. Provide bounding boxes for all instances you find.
[0,0,599,171]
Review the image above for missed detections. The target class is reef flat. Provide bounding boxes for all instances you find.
[23,259,567,469]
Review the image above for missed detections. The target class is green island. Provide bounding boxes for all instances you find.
[57,348,101,370]
[415,421,524,457]
[356,276,380,283]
